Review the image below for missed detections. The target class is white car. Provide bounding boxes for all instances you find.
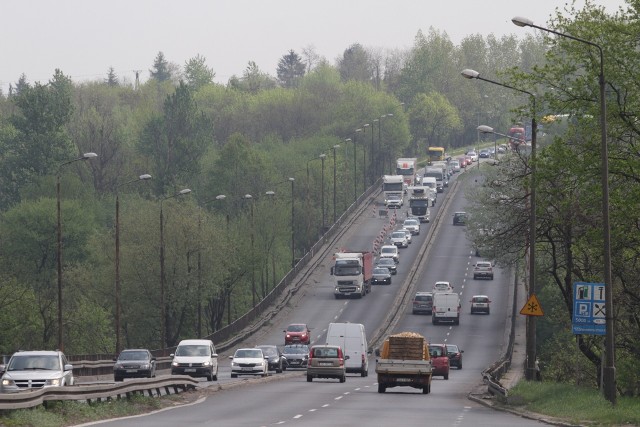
[470,295,491,314]
[385,194,403,209]
[400,228,412,244]
[379,245,399,263]
[403,218,421,235]
[433,281,453,293]
[229,348,268,378]
[0,350,74,393]
[390,231,409,248]
[466,151,478,162]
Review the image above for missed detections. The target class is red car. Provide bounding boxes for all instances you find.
[284,323,311,345]
[428,343,450,379]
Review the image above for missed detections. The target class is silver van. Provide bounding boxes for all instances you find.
[170,339,218,381]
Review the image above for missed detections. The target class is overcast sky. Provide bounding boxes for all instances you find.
[1,0,626,94]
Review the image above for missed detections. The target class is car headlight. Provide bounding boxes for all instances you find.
[231,362,239,367]
[140,363,150,369]
[202,361,211,367]
[114,363,123,370]
[2,379,13,386]
[171,361,179,367]
[47,378,62,386]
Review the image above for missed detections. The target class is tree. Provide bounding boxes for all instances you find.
[277,50,306,88]
[149,51,171,82]
[409,92,462,151]
[184,54,215,90]
[105,67,119,87]
[337,43,372,82]
[228,61,277,93]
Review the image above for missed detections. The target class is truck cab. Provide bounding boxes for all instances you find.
[330,252,373,298]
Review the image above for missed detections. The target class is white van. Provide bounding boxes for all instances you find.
[325,322,369,377]
[432,292,461,325]
[170,339,218,381]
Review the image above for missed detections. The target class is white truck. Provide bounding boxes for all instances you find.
[432,292,461,325]
[375,332,432,394]
[382,175,404,203]
[330,251,373,299]
[424,167,444,193]
[407,186,431,223]
[326,323,369,377]
[396,158,418,191]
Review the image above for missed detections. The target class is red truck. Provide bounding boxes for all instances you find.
[330,251,373,298]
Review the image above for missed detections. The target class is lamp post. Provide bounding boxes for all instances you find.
[362,124,370,190]
[372,119,378,182]
[344,138,351,211]
[513,16,615,404]
[160,188,191,349]
[115,173,151,353]
[380,114,393,174]
[242,194,257,307]
[319,154,326,232]
[214,194,232,325]
[463,67,539,381]
[332,144,340,223]
[354,128,362,202]
[56,152,97,351]
[289,178,295,268]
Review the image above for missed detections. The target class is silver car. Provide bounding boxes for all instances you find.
[0,350,74,393]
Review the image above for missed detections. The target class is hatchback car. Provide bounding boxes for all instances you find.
[229,348,268,378]
[284,323,311,345]
[470,295,491,314]
[113,349,156,381]
[446,344,464,369]
[0,350,74,393]
[371,267,392,285]
[453,212,467,225]
[400,228,412,244]
[282,344,309,369]
[473,261,494,280]
[306,345,348,383]
[390,231,409,248]
[379,245,399,263]
[256,345,285,373]
[433,281,453,293]
[376,257,397,275]
[412,291,433,314]
[403,218,420,235]
[428,344,450,380]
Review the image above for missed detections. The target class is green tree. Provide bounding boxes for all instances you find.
[105,67,119,87]
[184,54,215,91]
[409,92,462,152]
[229,61,277,93]
[150,51,171,82]
[338,43,372,82]
[277,50,306,88]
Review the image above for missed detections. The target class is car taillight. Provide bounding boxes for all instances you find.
[307,350,313,367]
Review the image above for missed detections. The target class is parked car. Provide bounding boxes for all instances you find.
[376,257,397,275]
[306,345,348,383]
[170,339,218,381]
[453,211,467,225]
[284,323,311,345]
[428,344,450,379]
[412,291,433,315]
[473,261,494,280]
[0,350,74,393]
[379,245,400,263]
[470,295,491,314]
[390,231,409,248]
[433,281,453,293]
[113,348,156,381]
[403,218,421,235]
[371,267,392,285]
[256,345,285,373]
[446,344,464,369]
[229,348,268,378]
[282,344,309,369]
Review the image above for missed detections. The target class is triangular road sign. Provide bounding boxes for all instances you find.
[520,294,544,316]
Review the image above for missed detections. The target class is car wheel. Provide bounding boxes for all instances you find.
[114,375,122,382]
[276,364,282,374]
[231,373,237,378]
[340,375,346,383]
[307,375,312,382]
[459,363,462,370]
[422,385,430,394]
[212,373,218,381]
[378,384,386,393]
[444,373,449,380]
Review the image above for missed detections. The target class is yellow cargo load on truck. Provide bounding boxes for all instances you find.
[375,332,433,394]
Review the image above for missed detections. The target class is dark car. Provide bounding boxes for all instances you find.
[282,344,308,369]
[453,212,467,225]
[412,291,433,314]
[284,323,311,345]
[113,349,156,381]
[256,345,285,373]
[376,258,397,275]
[446,344,463,369]
[372,267,392,285]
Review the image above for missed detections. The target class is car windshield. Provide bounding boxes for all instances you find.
[378,259,393,265]
[429,346,444,357]
[257,347,277,356]
[8,355,60,371]
[118,351,148,360]
[474,297,489,303]
[414,295,431,301]
[287,325,306,332]
[284,346,307,355]
[446,345,458,352]
[235,349,263,358]
[312,347,339,358]
[404,220,418,226]
[176,345,210,357]
[373,268,389,274]
[381,247,396,254]
[391,232,405,238]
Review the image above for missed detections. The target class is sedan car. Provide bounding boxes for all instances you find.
[306,345,348,383]
[284,323,311,345]
[376,257,397,275]
[446,344,463,369]
[256,345,285,373]
[229,348,268,378]
[371,267,392,285]
[113,348,156,381]
[470,295,491,314]
[390,231,409,248]
[282,344,309,369]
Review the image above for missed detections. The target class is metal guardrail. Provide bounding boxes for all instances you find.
[0,376,199,410]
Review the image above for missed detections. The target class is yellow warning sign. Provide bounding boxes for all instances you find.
[520,294,544,316]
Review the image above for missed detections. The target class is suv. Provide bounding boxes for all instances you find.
[473,261,494,280]
[306,345,348,383]
[113,348,156,381]
[170,339,219,381]
[412,292,433,314]
[390,231,409,248]
[0,350,74,393]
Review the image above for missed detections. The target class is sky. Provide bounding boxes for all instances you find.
[1,0,627,94]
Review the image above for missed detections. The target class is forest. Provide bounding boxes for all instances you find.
[0,0,639,396]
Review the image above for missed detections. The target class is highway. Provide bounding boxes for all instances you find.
[82,165,546,427]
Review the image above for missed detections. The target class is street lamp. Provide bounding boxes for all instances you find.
[344,138,351,211]
[354,128,362,202]
[371,119,378,182]
[463,67,539,381]
[56,152,97,351]
[332,144,340,223]
[289,178,295,268]
[362,124,370,190]
[160,188,191,349]
[320,153,326,232]
[214,194,233,325]
[115,173,151,353]
[512,16,615,404]
[242,194,257,307]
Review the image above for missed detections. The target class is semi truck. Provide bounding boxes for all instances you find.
[396,158,418,190]
[407,186,432,222]
[375,331,432,394]
[330,251,373,299]
[382,175,404,203]
[423,166,445,193]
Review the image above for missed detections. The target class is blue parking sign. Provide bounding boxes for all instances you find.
[572,282,606,335]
